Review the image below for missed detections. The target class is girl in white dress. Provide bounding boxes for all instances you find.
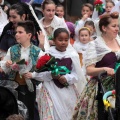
[39,0,68,49]
[24,28,86,120]
[73,27,91,80]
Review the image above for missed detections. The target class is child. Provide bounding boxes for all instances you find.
[55,4,65,18]
[105,1,115,14]
[40,0,68,47]
[73,27,91,78]
[24,28,86,120]
[84,20,96,40]
[75,3,93,40]
[1,20,44,120]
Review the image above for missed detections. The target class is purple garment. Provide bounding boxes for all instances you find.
[66,22,75,38]
[53,58,72,88]
[96,52,117,69]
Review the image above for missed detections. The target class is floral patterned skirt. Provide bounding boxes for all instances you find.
[37,86,54,120]
[37,83,79,120]
[72,79,98,120]
[72,76,115,120]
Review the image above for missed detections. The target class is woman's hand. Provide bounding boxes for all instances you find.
[6,60,12,67]
[103,67,115,76]
[24,72,32,79]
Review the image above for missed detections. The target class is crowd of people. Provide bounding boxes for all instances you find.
[0,0,120,120]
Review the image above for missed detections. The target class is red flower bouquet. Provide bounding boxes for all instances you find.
[35,54,70,88]
[36,54,51,69]
[35,54,56,73]
[94,0,103,5]
[94,0,103,13]
[35,54,70,75]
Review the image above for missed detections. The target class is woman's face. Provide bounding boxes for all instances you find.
[103,18,119,39]
[42,4,55,21]
[9,9,25,28]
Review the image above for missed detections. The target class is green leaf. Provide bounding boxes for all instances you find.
[16,59,25,64]
[46,56,56,65]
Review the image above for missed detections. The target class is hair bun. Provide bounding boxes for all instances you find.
[110,12,119,18]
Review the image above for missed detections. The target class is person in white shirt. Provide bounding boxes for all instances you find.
[1,20,44,120]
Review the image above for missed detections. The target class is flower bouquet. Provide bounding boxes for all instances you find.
[94,0,104,14]
[35,54,70,87]
[11,59,34,92]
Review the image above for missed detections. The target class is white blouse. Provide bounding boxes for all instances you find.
[1,44,44,73]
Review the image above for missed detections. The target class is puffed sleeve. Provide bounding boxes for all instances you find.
[31,71,52,82]
[1,48,11,73]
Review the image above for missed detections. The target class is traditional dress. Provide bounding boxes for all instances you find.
[73,41,89,80]
[72,36,120,120]
[39,15,68,49]
[0,6,8,36]
[32,46,86,120]
[1,43,44,120]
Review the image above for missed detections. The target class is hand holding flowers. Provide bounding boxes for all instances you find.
[9,59,34,92]
[6,60,12,67]
[36,54,70,87]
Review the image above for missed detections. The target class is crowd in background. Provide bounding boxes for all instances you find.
[0,0,120,120]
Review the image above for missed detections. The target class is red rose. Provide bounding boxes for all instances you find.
[94,0,103,5]
[36,54,51,69]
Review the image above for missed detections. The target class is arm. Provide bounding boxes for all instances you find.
[37,31,45,51]
[62,63,79,85]
[1,48,12,73]
[86,64,115,76]
[31,71,53,82]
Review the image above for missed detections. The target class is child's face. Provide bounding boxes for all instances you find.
[15,26,31,45]
[56,6,64,18]
[42,4,55,21]
[54,32,69,52]
[85,25,95,36]
[81,6,92,17]
[105,2,114,13]
[79,30,90,44]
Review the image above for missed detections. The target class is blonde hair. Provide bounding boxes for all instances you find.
[79,27,91,35]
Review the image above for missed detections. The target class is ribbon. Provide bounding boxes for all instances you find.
[48,62,70,76]
[114,62,120,72]
[48,35,53,40]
